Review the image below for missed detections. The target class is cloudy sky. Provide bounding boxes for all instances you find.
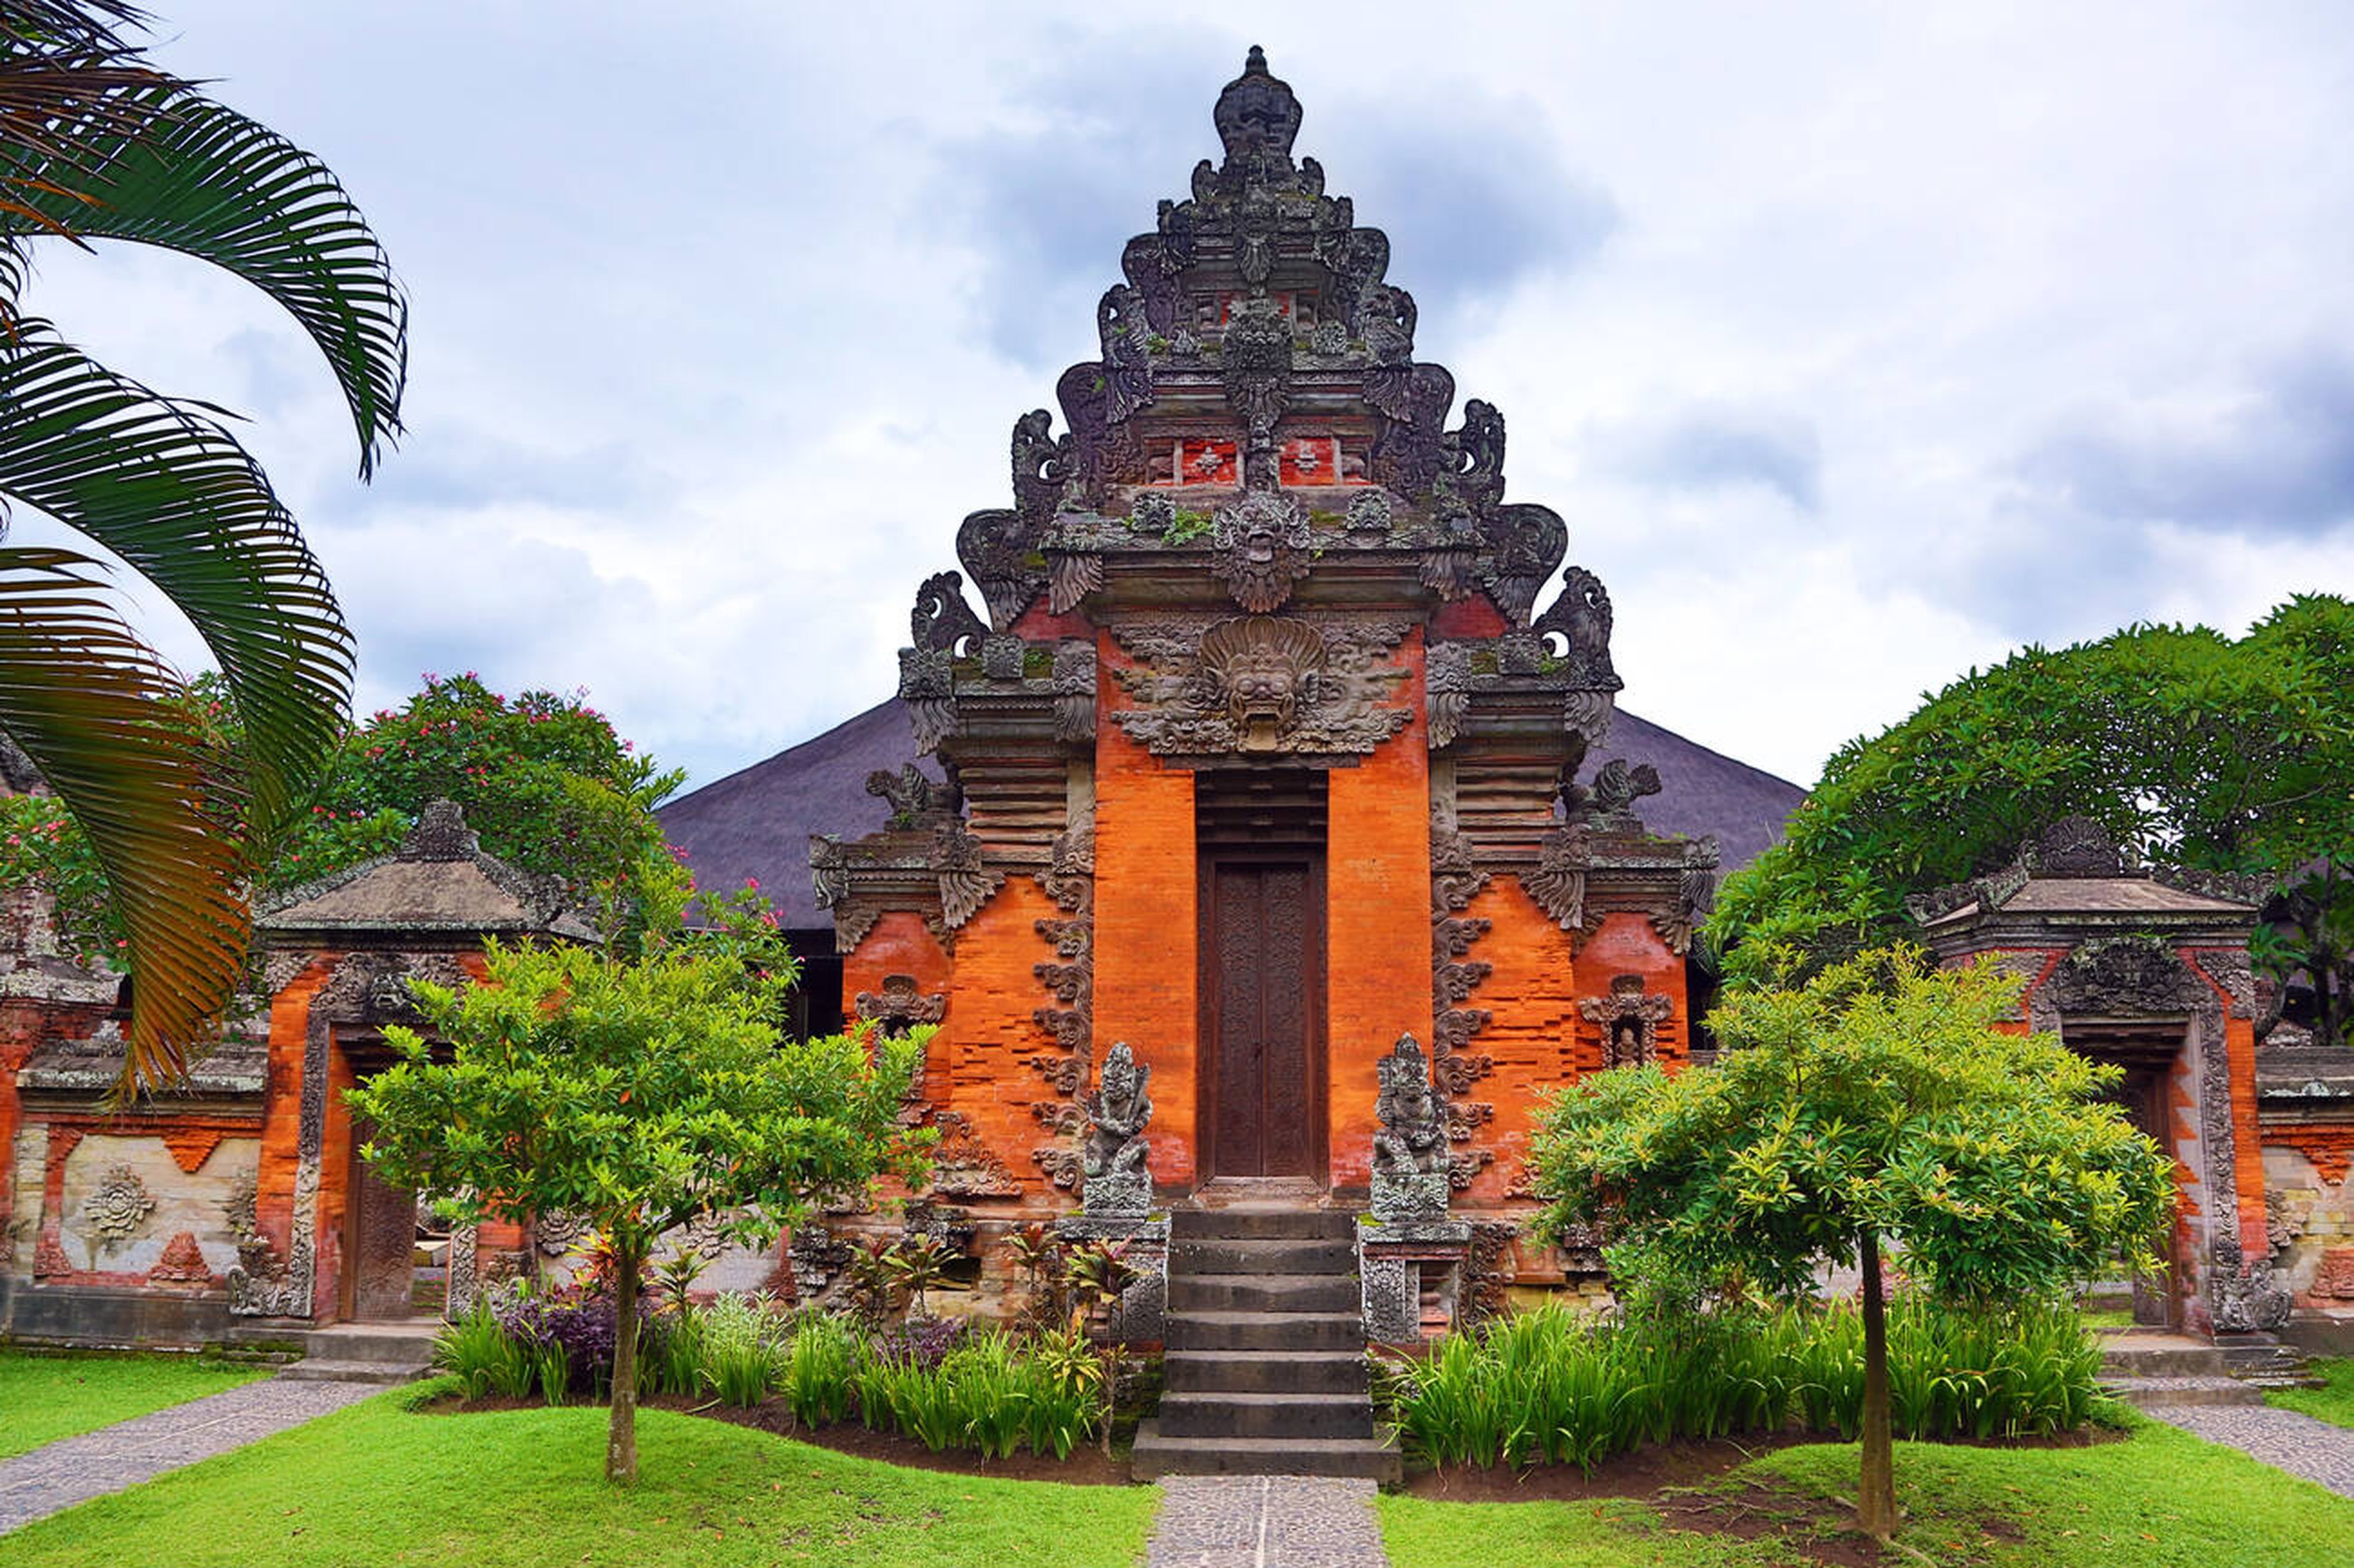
[18,2,2354,795]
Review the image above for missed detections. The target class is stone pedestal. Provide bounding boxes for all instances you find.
[1358,1218,1470,1345]
[1055,1214,1168,1344]
[1082,1168,1153,1219]
[1370,1171,1450,1225]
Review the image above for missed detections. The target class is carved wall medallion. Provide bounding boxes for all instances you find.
[81,1164,155,1248]
[1209,491,1313,613]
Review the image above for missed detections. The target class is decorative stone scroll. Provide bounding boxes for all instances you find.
[1081,1041,1153,1217]
[931,820,1002,931]
[1532,567,1618,687]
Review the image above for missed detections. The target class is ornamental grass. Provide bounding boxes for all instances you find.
[1375,1296,2105,1472]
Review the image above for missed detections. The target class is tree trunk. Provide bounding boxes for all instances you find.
[1857,1227,1897,1540]
[607,1238,641,1486]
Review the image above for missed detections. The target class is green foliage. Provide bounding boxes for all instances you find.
[2264,1355,2354,1429]
[348,940,926,1251]
[347,934,926,1482]
[1162,508,1214,543]
[1531,951,2174,1306]
[1708,597,2354,1046]
[698,1293,789,1408]
[0,672,689,966]
[433,1301,539,1401]
[779,1311,860,1428]
[1375,1296,2106,1470]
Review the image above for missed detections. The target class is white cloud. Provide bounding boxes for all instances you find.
[12,1,2349,796]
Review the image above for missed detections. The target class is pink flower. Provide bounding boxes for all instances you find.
[745,876,760,891]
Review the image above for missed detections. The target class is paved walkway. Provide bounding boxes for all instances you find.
[2149,1404,2354,1498]
[1146,1476,1390,1568]
[0,1374,382,1535]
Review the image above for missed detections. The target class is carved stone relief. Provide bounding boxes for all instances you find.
[1208,491,1312,613]
[1579,974,1674,1069]
[1112,616,1410,759]
[81,1165,156,1250]
[931,820,1002,932]
[854,974,948,1037]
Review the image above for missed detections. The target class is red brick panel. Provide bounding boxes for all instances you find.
[1325,635,1431,1189]
[1094,636,1200,1187]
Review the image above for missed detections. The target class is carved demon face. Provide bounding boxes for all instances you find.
[1199,616,1325,751]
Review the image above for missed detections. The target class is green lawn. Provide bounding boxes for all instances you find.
[0,1350,267,1460]
[2267,1356,2354,1429]
[1381,1416,2354,1568]
[2,1378,1159,1568]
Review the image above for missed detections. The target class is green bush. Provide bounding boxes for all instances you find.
[432,1287,1110,1460]
[1375,1296,2104,1471]
[431,1301,538,1401]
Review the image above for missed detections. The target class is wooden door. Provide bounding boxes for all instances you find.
[1201,856,1325,1179]
[2119,1066,2177,1329]
[344,1113,419,1320]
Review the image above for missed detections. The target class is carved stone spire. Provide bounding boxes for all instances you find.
[1213,45,1303,182]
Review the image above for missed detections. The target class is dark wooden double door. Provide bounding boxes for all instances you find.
[1200,855,1325,1180]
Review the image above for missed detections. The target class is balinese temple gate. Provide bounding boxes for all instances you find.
[812,48,1717,1317]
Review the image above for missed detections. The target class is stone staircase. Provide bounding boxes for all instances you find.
[274,1320,442,1385]
[1131,1209,1399,1482]
[2099,1330,2271,1409]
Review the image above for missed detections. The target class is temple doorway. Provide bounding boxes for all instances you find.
[2064,1018,2186,1331]
[342,1110,425,1320]
[1197,770,1327,1182]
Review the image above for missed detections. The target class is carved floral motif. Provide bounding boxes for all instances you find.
[81,1164,155,1248]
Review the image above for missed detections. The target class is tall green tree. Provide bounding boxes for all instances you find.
[1709,596,2354,1043]
[0,1,405,1091]
[1529,951,2172,1541]
[347,931,928,1485]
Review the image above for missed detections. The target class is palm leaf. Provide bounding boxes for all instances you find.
[0,544,248,1092]
[0,80,406,471]
[0,314,354,837]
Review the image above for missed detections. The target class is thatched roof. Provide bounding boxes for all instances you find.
[659,699,1803,929]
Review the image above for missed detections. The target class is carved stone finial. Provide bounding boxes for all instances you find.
[866,763,958,829]
[1082,1040,1153,1216]
[397,799,478,863]
[1214,45,1302,177]
[1372,1033,1451,1220]
[2027,815,2129,878]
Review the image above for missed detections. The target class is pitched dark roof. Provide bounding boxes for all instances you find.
[658,698,1804,929]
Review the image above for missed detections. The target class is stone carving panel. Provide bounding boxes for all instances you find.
[1113,616,1411,759]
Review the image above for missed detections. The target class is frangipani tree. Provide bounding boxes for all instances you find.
[0,1,405,1091]
[348,936,930,1484]
[1529,949,2173,1541]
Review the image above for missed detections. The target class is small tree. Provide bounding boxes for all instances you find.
[347,934,928,1484]
[1528,949,2172,1541]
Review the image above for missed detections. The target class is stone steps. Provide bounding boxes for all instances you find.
[2101,1375,2264,1408]
[277,1356,430,1386]
[1133,1207,1399,1484]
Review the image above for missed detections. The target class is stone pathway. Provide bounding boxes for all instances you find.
[1146,1475,1390,1568]
[2148,1403,2354,1499]
[0,1374,382,1535]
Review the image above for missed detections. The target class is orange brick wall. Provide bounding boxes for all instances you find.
[1453,880,1578,1203]
[933,882,1067,1200]
[841,913,954,1101]
[1325,630,1432,1190]
[1093,634,1201,1188]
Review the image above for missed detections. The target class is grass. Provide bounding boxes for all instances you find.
[2267,1355,2354,1429]
[0,1350,267,1460]
[1380,1415,2354,1567]
[0,1378,1159,1568]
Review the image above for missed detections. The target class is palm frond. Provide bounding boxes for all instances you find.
[1,3,149,56]
[0,315,354,835]
[0,81,406,472]
[0,545,247,1095]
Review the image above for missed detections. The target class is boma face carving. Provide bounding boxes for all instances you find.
[1199,616,1325,750]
